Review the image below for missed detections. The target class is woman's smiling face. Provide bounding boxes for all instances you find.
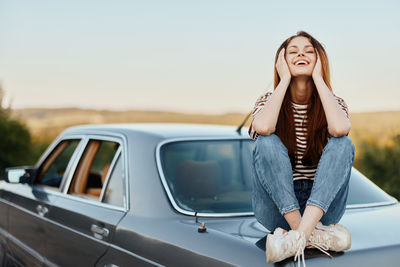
[285,36,317,77]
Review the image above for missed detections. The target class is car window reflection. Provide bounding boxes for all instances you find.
[160,140,254,213]
[160,140,394,215]
[37,139,80,189]
[102,154,124,207]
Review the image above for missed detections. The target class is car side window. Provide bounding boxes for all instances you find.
[102,154,124,207]
[68,139,119,200]
[37,139,80,189]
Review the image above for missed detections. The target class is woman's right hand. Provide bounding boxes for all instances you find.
[275,48,291,82]
[253,49,291,136]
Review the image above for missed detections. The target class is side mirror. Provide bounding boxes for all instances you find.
[5,167,37,184]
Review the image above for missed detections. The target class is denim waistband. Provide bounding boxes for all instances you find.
[294,179,314,192]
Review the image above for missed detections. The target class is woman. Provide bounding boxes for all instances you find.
[248,31,355,265]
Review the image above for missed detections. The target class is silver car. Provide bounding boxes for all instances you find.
[0,123,399,266]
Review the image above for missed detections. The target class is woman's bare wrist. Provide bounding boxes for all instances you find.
[279,77,291,87]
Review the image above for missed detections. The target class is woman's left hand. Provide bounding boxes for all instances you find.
[312,50,323,81]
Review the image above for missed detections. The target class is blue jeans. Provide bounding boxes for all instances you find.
[252,134,355,231]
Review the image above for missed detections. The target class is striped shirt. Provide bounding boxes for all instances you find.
[248,92,349,181]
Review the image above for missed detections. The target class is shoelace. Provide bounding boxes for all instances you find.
[307,228,333,259]
[294,244,305,267]
[307,241,333,258]
[285,232,306,267]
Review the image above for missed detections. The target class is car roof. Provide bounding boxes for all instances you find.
[62,123,250,140]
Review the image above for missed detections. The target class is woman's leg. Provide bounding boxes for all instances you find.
[252,134,301,231]
[320,183,350,225]
[297,136,355,239]
[252,171,291,231]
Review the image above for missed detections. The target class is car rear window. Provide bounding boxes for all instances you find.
[159,139,396,215]
[160,140,254,214]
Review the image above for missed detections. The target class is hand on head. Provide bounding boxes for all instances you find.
[276,48,291,82]
[312,50,323,81]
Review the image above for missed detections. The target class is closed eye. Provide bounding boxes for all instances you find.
[289,51,313,54]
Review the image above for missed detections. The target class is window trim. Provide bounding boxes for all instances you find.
[346,201,397,209]
[61,134,129,211]
[156,137,254,218]
[32,185,127,212]
[68,139,102,195]
[35,134,86,169]
[34,135,86,192]
[60,136,90,193]
[33,133,129,212]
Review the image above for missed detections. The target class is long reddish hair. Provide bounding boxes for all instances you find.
[274,31,332,167]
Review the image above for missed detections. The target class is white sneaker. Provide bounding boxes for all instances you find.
[308,222,351,252]
[266,228,307,266]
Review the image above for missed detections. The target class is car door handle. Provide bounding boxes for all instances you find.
[90,224,109,240]
[36,205,49,216]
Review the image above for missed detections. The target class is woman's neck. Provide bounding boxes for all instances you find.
[289,77,314,105]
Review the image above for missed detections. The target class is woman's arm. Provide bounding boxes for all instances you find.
[252,78,290,135]
[312,52,351,137]
[252,49,291,136]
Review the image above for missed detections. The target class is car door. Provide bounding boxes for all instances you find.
[3,137,83,267]
[0,186,8,264]
[43,136,127,266]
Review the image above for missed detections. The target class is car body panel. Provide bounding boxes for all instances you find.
[1,183,58,266]
[43,191,125,266]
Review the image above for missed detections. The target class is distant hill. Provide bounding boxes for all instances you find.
[11,108,400,153]
[11,108,249,142]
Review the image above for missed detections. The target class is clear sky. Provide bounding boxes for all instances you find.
[0,0,399,114]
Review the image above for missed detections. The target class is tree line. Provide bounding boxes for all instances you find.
[0,86,35,177]
[354,134,400,200]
